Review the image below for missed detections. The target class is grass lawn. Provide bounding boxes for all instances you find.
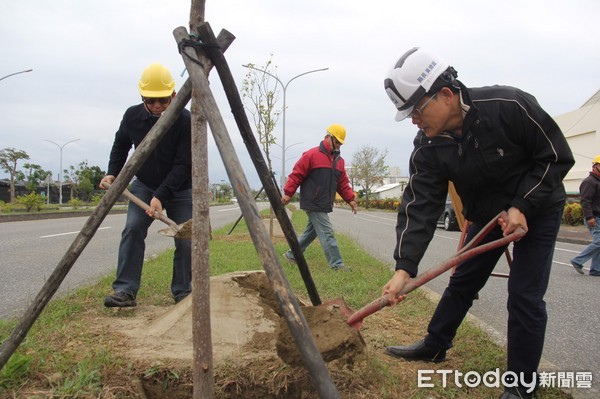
[0,209,573,398]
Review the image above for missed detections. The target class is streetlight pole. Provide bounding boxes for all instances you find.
[0,69,33,82]
[242,65,329,189]
[44,139,80,205]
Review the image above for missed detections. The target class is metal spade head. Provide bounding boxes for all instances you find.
[158,219,193,240]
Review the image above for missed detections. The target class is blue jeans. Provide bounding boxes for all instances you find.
[424,210,562,390]
[287,210,344,269]
[112,179,192,298]
[571,216,600,275]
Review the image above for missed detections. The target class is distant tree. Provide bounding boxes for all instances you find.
[64,160,106,201]
[0,147,30,203]
[220,182,233,200]
[351,145,389,209]
[22,163,51,193]
[241,56,281,185]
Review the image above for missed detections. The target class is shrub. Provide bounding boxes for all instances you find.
[89,192,104,206]
[563,202,583,225]
[68,198,83,209]
[16,192,44,212]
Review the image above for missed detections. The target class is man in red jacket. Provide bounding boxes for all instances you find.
[281,124,357,270]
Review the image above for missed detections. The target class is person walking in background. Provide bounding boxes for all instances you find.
[281,124,357,271]
[571,155,600,276]
[100,63,192,307]
[380,48,574,399]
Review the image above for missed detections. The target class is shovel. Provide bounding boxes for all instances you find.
[102,182,192,239]
[326,211,526,331]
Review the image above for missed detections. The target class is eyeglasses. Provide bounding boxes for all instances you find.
[409,92,439,118]
[142,97,171,105]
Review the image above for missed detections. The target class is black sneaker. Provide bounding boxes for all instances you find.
[104,291,137,308]
[174,292,190,304]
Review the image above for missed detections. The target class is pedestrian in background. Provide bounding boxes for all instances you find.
[100,63,192,307]
[571,155,600,276]
[281,124,357,271]
[381,48,574,399]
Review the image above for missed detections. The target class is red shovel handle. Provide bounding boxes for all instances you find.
[347,211,525,327]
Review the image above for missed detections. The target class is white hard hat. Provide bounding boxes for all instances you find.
[384,47,452,121]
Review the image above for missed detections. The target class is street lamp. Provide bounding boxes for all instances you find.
[242,64,329,189]
[0,69,33,82]
[44,139,80,205]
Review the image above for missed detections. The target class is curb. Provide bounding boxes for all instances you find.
[557,237,591,246]
[0,209,127,223]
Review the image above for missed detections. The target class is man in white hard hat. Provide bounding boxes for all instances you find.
[281,124,357,270]
[381,48,574,399]
[570,155,600,276]
[100,63,192,307]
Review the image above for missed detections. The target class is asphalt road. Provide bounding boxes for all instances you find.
[330,206,598,399]
[0,203,262,320]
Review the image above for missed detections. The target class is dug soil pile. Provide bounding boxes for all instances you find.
[102,270,367,397]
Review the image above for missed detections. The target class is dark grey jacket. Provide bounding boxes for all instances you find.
[579,172,600,221]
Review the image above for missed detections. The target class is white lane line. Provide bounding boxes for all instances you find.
[553,246,581,254]
[354,215,396,226]
[216,207,241,212]
[40,227,111,238]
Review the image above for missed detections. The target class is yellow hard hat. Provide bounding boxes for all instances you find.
[326,123,346,144]
[138,63,175,97]
[593,155,600,164]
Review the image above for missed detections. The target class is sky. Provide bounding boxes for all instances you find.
[2,0,599,190]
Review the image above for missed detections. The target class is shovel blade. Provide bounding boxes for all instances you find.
[320,297,363,330]
[158,219,193,240]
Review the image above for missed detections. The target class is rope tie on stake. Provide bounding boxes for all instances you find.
[178,35,221,69]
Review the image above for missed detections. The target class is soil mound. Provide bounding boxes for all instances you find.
[106,270,363,367]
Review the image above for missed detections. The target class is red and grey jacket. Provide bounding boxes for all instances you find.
[394,82,574,277]
[284,139,355,212]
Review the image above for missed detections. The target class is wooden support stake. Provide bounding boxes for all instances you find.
[173,23,340,399]
[194,23,322,307]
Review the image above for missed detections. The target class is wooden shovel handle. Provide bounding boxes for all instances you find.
[101,182,179,230]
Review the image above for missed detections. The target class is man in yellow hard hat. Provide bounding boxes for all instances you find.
[281,124,357,270]
[99,63,192,307]
[570,155,600,276]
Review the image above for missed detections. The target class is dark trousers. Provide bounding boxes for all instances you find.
[113,179,192,298]
[424,210,562,383]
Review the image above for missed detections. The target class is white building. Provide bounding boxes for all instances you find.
[555,89,600,195]
[371,182,405,199]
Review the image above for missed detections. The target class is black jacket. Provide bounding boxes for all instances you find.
[394,82,574,277]
[107,103,192,203]
[579,172,600,221]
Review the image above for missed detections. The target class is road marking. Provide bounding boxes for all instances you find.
[553,246,580,254]
[40,227,111,238]
[216,207,241,212]
[354,215,396,226]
